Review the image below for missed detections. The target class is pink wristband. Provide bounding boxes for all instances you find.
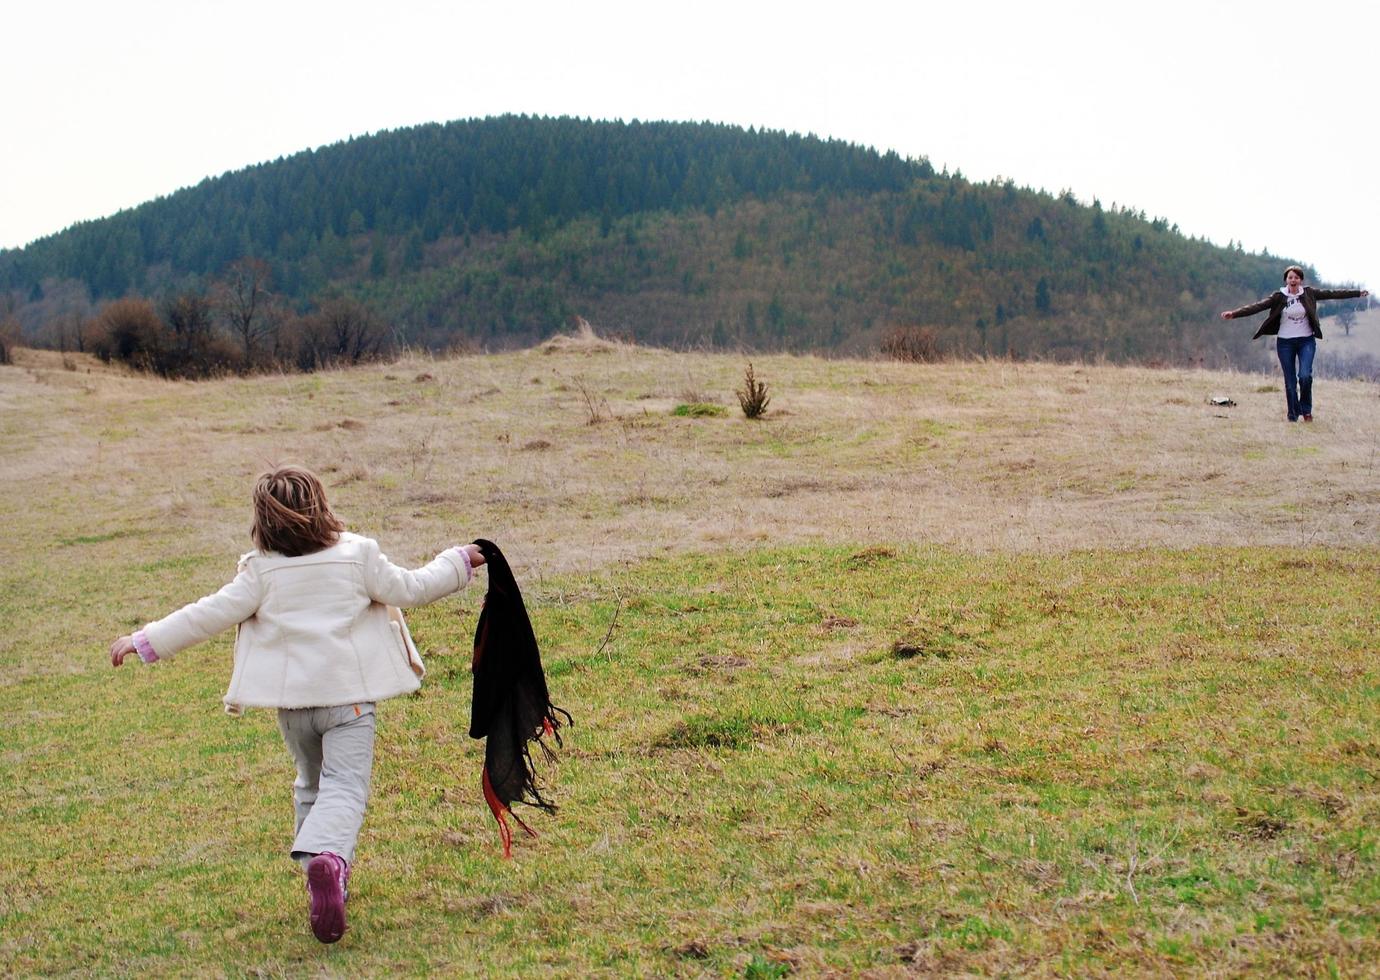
[448,546,473,583]
[132,630,160,663]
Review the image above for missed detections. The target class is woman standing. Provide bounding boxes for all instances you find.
[1221,266,1368,422]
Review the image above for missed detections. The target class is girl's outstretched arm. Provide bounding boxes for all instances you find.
[364,539,483,607]
[130,563,264,664]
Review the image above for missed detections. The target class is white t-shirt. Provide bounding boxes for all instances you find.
[1278,289,1313,339]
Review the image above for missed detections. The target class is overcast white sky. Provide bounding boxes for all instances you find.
[3,0,1376,289]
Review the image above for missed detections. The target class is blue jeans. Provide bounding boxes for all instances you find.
[1275,336,1316,420]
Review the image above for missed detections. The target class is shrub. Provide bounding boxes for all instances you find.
[881,325,942,363]
[86,295,241,378]
[571,375,611,425]
[736,362,771,419]
[89,298,165,367]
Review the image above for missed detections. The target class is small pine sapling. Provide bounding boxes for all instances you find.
[736,362,771,419]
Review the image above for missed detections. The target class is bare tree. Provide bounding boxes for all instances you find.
[0,316,20,365]
[0,293,20,364]
[162,292,236,376]
[164,293,216,352]
[217,258,274,365]
[329,299,389,364]
[51,311,90,352]
[293,298,392,370]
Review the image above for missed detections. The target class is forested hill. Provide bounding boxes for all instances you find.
[0,115,1331,365]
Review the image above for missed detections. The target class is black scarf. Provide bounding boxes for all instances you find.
[469,539,571,857]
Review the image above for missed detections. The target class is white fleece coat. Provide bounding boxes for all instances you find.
[141,533,470,713]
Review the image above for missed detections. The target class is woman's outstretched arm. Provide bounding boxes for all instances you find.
[1221,295,1277,320]
[1312,288,1369,302]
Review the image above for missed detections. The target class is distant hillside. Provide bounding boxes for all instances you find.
[0,115,1341,366]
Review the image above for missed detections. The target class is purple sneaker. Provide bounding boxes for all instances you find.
[305,852,349,943]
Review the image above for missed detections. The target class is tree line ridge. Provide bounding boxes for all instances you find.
[3,115,1363,375]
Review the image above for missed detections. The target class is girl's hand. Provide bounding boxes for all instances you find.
[463,543,486,568]
[1219,311,1233,320]
[110,635,137,667]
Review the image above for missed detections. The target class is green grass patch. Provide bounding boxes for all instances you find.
[671,402,727,417]
[5,544,1380,973]
[58,529,134,547]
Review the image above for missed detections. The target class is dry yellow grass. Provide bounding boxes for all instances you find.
[4,337,1379,586]
[5,335,1377,685]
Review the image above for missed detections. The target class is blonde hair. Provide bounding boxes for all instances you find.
[250,465,344,556]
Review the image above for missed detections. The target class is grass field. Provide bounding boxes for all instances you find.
[3,340,1380,976]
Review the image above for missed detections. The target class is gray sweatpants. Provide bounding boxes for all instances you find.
[276,702,377,866]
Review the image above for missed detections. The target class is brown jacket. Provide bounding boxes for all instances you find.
[1227,286,1365,339]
